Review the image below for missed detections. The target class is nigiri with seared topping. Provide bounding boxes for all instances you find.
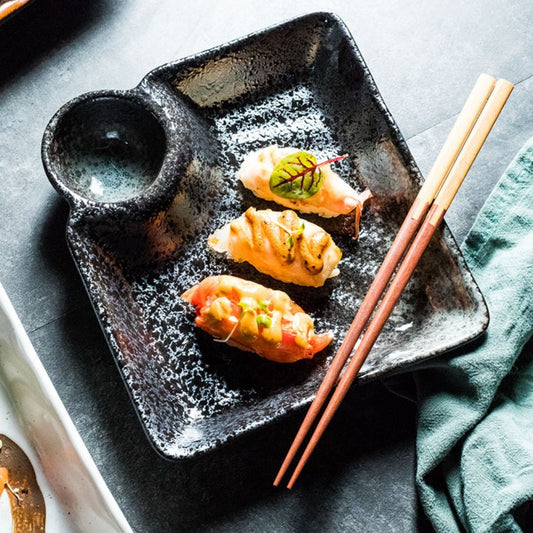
[208,207,342,287]
[238,145,372,236]
[181,275,332,363]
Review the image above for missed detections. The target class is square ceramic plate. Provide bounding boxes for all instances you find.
[42,12,488,459]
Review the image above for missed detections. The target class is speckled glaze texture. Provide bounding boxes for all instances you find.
[42,13,488,459]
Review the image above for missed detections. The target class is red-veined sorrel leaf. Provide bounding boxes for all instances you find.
[269,151,347,200]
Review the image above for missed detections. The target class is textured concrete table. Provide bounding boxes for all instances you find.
[0,1,531,531]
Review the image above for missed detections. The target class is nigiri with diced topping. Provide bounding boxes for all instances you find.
[181,275,332,363]
[208,207,342,287]
[238,145,372,236]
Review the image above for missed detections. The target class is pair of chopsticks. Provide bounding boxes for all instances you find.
[274,74,513,489]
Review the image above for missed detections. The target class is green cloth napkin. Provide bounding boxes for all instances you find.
[415,137,533,533]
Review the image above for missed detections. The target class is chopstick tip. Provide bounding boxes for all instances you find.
[273,468,285,487]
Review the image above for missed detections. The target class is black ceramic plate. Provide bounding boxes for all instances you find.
[42,12,488,459]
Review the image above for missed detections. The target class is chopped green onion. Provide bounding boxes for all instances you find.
[238,301,251,313]
[256,314,272,328]
[258,300,270,312]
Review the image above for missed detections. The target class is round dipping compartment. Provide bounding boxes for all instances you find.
[51,96,166,203]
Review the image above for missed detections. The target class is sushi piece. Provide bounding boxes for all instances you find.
[181,275,332,363]
[208,207,342,287]
[238,145,372,226]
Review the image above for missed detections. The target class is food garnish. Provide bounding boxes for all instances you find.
[238,145,372,238]
[208,208,342,287]
[269,151,348,200]
[181,275,332,363]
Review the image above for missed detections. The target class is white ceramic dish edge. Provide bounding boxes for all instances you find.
[0,282,132,533]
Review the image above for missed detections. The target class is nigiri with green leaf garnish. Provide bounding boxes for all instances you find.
[238,145,372,237]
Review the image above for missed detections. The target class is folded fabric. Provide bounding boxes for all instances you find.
[415,137,533,533]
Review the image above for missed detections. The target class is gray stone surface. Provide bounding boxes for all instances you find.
[0,0,531,531]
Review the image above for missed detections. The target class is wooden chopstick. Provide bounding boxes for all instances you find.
[277,77,513,489]
[273,73,497,487]
[286,78,513,488]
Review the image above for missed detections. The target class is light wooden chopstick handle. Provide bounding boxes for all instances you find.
[412,73,496,219]
[433,79,514,213]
